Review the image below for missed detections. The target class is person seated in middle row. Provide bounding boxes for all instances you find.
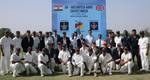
[10,48,25,77]
[24,47,38,76]
[99,48,114,75]
[120,46,134,74]
[72,48,85,77]
[58,45,72,77]
[38,48,52,77]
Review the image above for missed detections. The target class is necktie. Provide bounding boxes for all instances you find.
[99,39,101,47]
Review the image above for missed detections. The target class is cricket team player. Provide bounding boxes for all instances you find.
[72,48,85,77]
[138,31,149,71]
[99,48,114,75]
[32,31,40,50]
[86,48,99,76]
[32,48,41,66]
[10,48,25,77]
[58,45,72,76]
[85,30,95,46]
[80,42,89,71]
[120,47,134,74]
[0,31,13,75]
[13,31,22,50]
[38,48,52,77]
[24,47,38,75]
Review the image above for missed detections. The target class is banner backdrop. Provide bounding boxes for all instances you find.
[52,0,106,39]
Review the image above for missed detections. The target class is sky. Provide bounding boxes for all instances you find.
[0,0,150,33]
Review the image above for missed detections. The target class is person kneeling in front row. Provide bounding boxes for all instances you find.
[38,48,52,77]
[10,48,25,77]
[120,47,134,74]
[72,48,85,77]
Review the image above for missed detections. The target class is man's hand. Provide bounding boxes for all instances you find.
[120,60,125,66]
[74,64,77,68]
[63,62,67,65]
[0,45,4,56]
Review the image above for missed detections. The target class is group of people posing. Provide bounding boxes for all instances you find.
[0,29,149,77]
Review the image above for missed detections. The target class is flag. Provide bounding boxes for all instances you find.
[53,4,63,11]
[96,5,104,11]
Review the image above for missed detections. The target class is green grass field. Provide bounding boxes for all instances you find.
[0,72,150,80]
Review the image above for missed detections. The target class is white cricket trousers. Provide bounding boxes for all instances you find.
[87,62,98,73]
[101,61,114,74]
[0,50,11,75]
[120,61,134,74]
[61,61,72,76]
[140,48,149,71]
[25,63,37,75]
[73,63,85,76]
[38,64,52,76]
[10,63,25,76]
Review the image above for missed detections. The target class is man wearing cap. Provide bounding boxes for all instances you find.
[114,31,122,47]
[120,47,134,74]
[99,48,114,75]
[58,45,72,76]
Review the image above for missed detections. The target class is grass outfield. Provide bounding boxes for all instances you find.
[0,72,150,80]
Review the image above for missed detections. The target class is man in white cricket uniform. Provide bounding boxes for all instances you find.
[99,48,114,75]
[114,31,122,47]
[120,47,134,74]
[45,32,54,48]
[24,47,38,75]
[72,49,85,77]
[32,31,40,50]
[38,48,52,77]
[138,31,149,71]
[86,48,99,76]
[13,31,22,50]
[58,45,72,76]
[85,30,94,46]
[80,42,89,71]
[32,48,41,66]
[0,31,13,75]
[10,48,25,77]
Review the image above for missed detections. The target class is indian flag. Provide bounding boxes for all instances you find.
[53,4,63,11]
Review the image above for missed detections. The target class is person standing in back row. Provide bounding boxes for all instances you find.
[0,30,13,75]
[130,29,141,70]
[21,30,33,53]
[138,31,149,71]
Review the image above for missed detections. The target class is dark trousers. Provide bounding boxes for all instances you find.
[131,49,142,69]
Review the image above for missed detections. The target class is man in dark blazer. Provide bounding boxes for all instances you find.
[38,31,45,51]
[60,32,71,49]
[21,30,34,53]
[77,34,86,48]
